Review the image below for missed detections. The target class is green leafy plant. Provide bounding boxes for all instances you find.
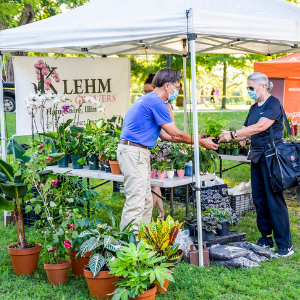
[231,140,241,149]
[0,142,64,249]
[69,126,86,156]
[76,222,135,277]
[185,212,197,229]
[202,216,222,233]
[138,216,183,264]
[219,142,228,149]
[201,115,227,138]
[103,136,119,161]
[202,207,233,224]
[109,242,174,300]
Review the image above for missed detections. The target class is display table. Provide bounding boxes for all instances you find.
[47,165,216,217]
[218,154,250,178]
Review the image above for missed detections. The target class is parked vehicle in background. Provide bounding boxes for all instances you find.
[3,81,16,112]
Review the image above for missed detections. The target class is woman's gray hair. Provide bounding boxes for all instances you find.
[248,72,273,91]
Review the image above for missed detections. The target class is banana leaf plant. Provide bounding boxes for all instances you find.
[0,140,64,249]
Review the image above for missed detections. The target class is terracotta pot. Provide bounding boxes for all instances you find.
[177,169,185,178]
[152,170,157,177]
[157,171,165,180]
[84,269,119,299]
[68,249,92,277]
[109,160,121,174]
[155,269,172,294]
[150,170,156,178]
[44,260,71,285]
[134,286,157,300]
[8,243,41,276]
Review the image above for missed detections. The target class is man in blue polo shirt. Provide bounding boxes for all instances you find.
[118,68,218,231]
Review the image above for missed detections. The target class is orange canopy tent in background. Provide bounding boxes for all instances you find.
[254,53,300,125]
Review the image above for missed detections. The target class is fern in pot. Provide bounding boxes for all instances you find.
[76,222,135,300]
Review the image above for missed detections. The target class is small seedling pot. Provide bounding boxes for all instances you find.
[216,222,230,236]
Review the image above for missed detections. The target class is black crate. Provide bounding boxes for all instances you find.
[194,231,247,248]
[113,181,125,194]
[161,185,194,203]
[229,193,255,216]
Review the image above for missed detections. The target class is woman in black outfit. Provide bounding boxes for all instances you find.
[219,72,293,257]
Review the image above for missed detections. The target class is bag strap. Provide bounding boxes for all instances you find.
[269,100,292,141]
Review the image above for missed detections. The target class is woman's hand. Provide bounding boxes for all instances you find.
[219,132,232,143]
[239,140,246,147]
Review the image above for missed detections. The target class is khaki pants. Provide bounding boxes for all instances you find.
[117,144,153,232]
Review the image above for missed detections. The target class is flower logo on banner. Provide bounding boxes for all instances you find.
[33,60,60,94]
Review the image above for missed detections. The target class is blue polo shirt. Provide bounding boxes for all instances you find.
[120,93,173,148]
[244,96,284,148]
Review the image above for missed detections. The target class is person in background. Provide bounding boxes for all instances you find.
[210,87,215,104]
[219,72,293,257]
[118,68,218,232]
[143,73,168,220]
[199,85,206,105]
[215,87,221,105]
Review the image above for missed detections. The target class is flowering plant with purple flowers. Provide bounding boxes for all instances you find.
[151,146,173,172]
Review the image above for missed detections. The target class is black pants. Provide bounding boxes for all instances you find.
[251,155,292,249]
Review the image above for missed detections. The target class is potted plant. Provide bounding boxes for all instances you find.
[231,141,241,156]
[203,208,233,236]
[76,222,135,299]
[109,242,174,300]
[218,142,227,155]
[104,136,121,174]
[201,115,227,143]
[138,216,183,294]
[201,216,221,241]
[69,126,85,169]
[225,142,232,155]
[172,147,186,178]
[185,213,198,237]
[0,141,64,276]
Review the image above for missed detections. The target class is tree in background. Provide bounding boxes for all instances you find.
[1,0,89,81]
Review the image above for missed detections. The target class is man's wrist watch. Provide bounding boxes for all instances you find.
[234,131,238,138]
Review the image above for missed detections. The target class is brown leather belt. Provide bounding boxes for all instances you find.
[119,139,150,150]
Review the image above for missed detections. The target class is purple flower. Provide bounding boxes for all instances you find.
[151,154,155,158]
[167,159,171,162]
[62,103,73,114]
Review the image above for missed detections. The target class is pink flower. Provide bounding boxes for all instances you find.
[38,60,44,64]
[55,78,60,83]
[41,63,47,69]
[38,144,43,150]
[52,70,56,74]
[45,85,50,90]
[44,78,51,85]
[46,157,52,162]
[68,224,75,230]
[36,75,41,80]
[77,132,81,137]
[76,216,79,219]
[34,64,39,69]
[36,70,40,74]
[47,246,56,253]
[41,68,49,76]
[53,73,59,78]
[63,240,72,249]
[51,179,58,186]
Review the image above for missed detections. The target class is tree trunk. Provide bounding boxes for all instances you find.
[5,4,35,82]
[222,61,227,109]
[14,203,26,249]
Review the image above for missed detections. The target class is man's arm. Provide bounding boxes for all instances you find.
[160,122,218,150]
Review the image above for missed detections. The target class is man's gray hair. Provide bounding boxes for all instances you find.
[248,72,273,91]
[152,68,182,88]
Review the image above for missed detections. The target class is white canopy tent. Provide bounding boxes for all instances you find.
[1,0,300,266]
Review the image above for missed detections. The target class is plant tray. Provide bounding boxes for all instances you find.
[229,193,255,216]
[113,181,125,194]
[193,231,247,248]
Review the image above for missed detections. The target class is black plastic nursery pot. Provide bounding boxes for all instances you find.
[226,149,232,155]
[216,222,230,237]
[188,225,198,237]
[244,149,249,156]
[202,229,216,241]
[88,155,99,170]
[219,148,225,155]
[105,165,111,173]
[232,149,240,156]
[58,154,70,168]
[71,155,83,169]
[99,162,106,171]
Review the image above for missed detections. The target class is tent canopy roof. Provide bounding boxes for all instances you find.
[254,53,300,78]
[1,0,300,56]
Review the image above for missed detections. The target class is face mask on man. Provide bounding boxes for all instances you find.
[167,84,179,102]
[247,87,260,100]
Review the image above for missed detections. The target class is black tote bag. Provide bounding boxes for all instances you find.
[265,104,300,192]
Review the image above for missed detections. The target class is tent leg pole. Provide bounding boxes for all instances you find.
[0,52,6,162]
[183,55,187,132]
[189,36,203,267]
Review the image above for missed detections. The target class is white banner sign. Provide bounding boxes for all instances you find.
[13,56,130,136]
